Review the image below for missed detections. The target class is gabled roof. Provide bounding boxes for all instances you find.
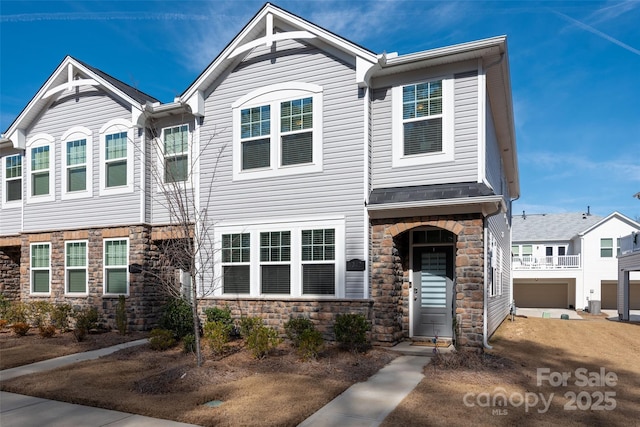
[579,211,640,237]
[1,56,159,151]
[512,212,604,242]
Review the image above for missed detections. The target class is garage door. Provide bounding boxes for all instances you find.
[601,282,617,309]
[514,283,567,308]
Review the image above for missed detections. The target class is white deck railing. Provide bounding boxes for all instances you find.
[619,232,640,255]
[512,255,581,270]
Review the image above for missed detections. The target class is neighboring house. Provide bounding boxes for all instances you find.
[512,211,640,311]
[618,231,640,320]
[0,3,518,349]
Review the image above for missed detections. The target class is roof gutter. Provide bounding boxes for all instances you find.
[366,195,505,212]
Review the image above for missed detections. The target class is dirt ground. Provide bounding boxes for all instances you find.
[383,316,640,427]
[0,328,146,370]
[0,334,396,427]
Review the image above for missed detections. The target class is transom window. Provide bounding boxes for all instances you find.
[31,243,51,294]
[163,125,189,183]
[232,83,323,180]
[31,146,50,197]
[221,233,251,294]
[105,132,127,187]
[66,139,87,192]
[4,154,22,202]
[66,241,87,294]
[104,239,128,295]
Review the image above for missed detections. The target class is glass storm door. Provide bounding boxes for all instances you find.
[412,246,454,337]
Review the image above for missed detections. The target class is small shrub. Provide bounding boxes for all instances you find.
[284,317,316,347]
[149,328,177,351]
[334,313,371,353]
[238,316,263,339]
[72,307,99,342]
[11,322,30,336]
[297,328,324,360]
[51,303,72,332]
[246,324,281,359]
[39,324,57,338]
[0,294,10,319]
[204,321,232,355]
[28,300,53,329]
[182,333,196,354]
[204,306,233,326]
[6,301,29,324]
[158,298,194,339]
[116,295,128,335]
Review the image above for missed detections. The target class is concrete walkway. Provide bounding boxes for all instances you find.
[298,354,430,427]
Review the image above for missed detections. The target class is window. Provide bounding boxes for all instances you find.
[600,238,613,258]
[232,82,323,180]
[260,231,290,294]
[522,245,533,258]
[545,247,553,256]
[31,146,51,197]
[392,77,453,167]
[215,219,344,297]
[4,154,22,203]
[100,119,134,195]
[31,243,50,294]
[221,233,250,294]
[558,247,566,256]
[511,245,519,256]
[66,241,87,294]
[66,139,87,192]
[301,229,335,295]
[163,125,189,183]
[104,239,128,294]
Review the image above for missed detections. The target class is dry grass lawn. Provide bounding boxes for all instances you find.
[383,316,640,427]
[0,336,396,426]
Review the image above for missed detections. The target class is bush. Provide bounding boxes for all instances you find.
[11,322,30,336]
[51,303,72,332]
[204,321,232,355]
[72,307,99,342]
[6,301,29,324]
[297,329,324,360]
[182,333,196,354]
[204,306,233,326]
[116,295,128,335]
[0,294,10,320]
[149,328,177,351]
[238,316,263,339]
[39,324,57,338]
[246,324,281,359]
[284,317,316,347]
[158,298,194,339]
[334,313,371,353]
[29,300,53,329]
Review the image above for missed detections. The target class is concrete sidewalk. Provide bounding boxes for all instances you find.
[298,354,430,427]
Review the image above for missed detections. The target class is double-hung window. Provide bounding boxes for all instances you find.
[163,125,189,183]
[104,239,128,295]
[66,241,88,294]
[301,229,335,295]
[4,154,22,203]
[31,243,51,294]
[392,77,453,167]
[232,83,323,180]
[221,233,250,294]
[31,146,51,197]
[600,238,613,258]
[105,132,128,188]
[260,231,291,294]
[66,139,87,192]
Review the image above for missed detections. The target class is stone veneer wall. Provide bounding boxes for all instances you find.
[15,226,166,331]
[198,299,373,341]
[370,214,485,350]
[0,246,21,300]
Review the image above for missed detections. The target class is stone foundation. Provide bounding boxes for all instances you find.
[0,245,21,301]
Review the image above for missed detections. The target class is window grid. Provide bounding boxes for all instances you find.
[105,132,128,187]
[66,139,87,192]
[302,229,335,261]
[5,155,22,202]
[401,80,443,156]
[402,81,442,120]
[31,146,50,171]
[66,241,87,294]
[280,98,312,133]
[241,106,270,139]
[31,243,50,293]
[260,231,291,262]
[104,239,128,294]
[222,233,251,294]
[163,125,189,183]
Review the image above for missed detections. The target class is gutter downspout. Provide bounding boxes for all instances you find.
[482,200,506,350]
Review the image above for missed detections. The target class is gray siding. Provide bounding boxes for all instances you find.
[200,39,366,297]
[485,97,503,193]
[371,68,479,189]
[0,205,22,235]
[487,210,512,336]
[23,87,141,232]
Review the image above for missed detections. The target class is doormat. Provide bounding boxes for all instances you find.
[411,341,450,347]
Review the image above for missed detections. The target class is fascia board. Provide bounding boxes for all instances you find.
[367,195,505,211]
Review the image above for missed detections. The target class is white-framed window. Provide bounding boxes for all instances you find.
[215,218,344,298]
[600,238,613,258]
[99,119,134,195]
[26,134,55,203]
[221,233,251,294]
[61,126,92,199]
[3,154,22,205]
[66,240,88,294]
[30,242,51,294]
[162,124,189,184]
[104,238,129,295]
[232,82,323,181]
[392,76,454,167]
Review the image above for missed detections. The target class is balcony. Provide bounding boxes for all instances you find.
[619,232,640,256]
[512,255,580,270]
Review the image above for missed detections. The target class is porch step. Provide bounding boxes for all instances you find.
[389,340,455,356]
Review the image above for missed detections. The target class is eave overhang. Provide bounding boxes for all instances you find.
[367,195,506,220]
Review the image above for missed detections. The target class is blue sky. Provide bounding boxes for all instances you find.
[1,0,639,220]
